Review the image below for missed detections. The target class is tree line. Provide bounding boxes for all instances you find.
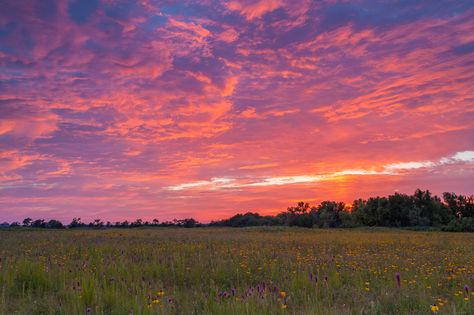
[1,189,473,231]
[210,189,474,231]
[1,218,201,229]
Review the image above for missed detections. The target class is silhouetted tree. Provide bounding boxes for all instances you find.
[444,192,474,218]
[23,217,32,227]
[69,217,85,228]
[46,219,64,229]
[131,219,143,227]
[31,219,46,228]
[92,219,104,228]
[315,201,346,228]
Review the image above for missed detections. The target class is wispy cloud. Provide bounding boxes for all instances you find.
[166,151,474,191]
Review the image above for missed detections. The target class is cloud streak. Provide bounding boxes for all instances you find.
[167,151,474,191]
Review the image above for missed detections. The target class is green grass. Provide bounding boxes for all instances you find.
[0,228,473,314]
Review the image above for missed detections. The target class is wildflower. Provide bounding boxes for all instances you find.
[395,272,401,288]
[152,299,160,304]
[86,307,92,313]
[157,289,165,297]
[280,291,286,298]
[430,305,439,313]
[464,284,469,296]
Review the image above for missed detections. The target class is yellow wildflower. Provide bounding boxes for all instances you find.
[430,305,439,313]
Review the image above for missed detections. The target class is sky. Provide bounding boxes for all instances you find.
[0,0,473,223]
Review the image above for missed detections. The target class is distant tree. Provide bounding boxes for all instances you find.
[287,202,310,215]
[176,218,199,228]
[69,217,85,228]
[316,201,346,228]
[352,199,372,226]
[412,189,447,226]
[31,219,46,228]
[131,219,143,227]
[46,220,64,229]
[10,221,20,227]
[152,218,159,226]
[283,202,314,227]
[93,219,104,228]
[339,209,356,227]
[443,192,474,218]
[386,193,413,227]
[23,217,32,227]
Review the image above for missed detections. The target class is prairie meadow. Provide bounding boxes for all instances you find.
[0,228,473,314]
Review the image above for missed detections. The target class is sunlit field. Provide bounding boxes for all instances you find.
[1,228,473,315]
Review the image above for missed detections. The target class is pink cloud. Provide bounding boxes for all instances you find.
[226,0,283,20]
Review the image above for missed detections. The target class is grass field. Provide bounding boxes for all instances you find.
[0,228,473,314]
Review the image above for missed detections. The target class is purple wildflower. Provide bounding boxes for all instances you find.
[85,307,92,313]
[395,272,401,288]
[464,284,470,295]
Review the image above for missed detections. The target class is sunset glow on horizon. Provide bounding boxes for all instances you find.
[1,0,473,222]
